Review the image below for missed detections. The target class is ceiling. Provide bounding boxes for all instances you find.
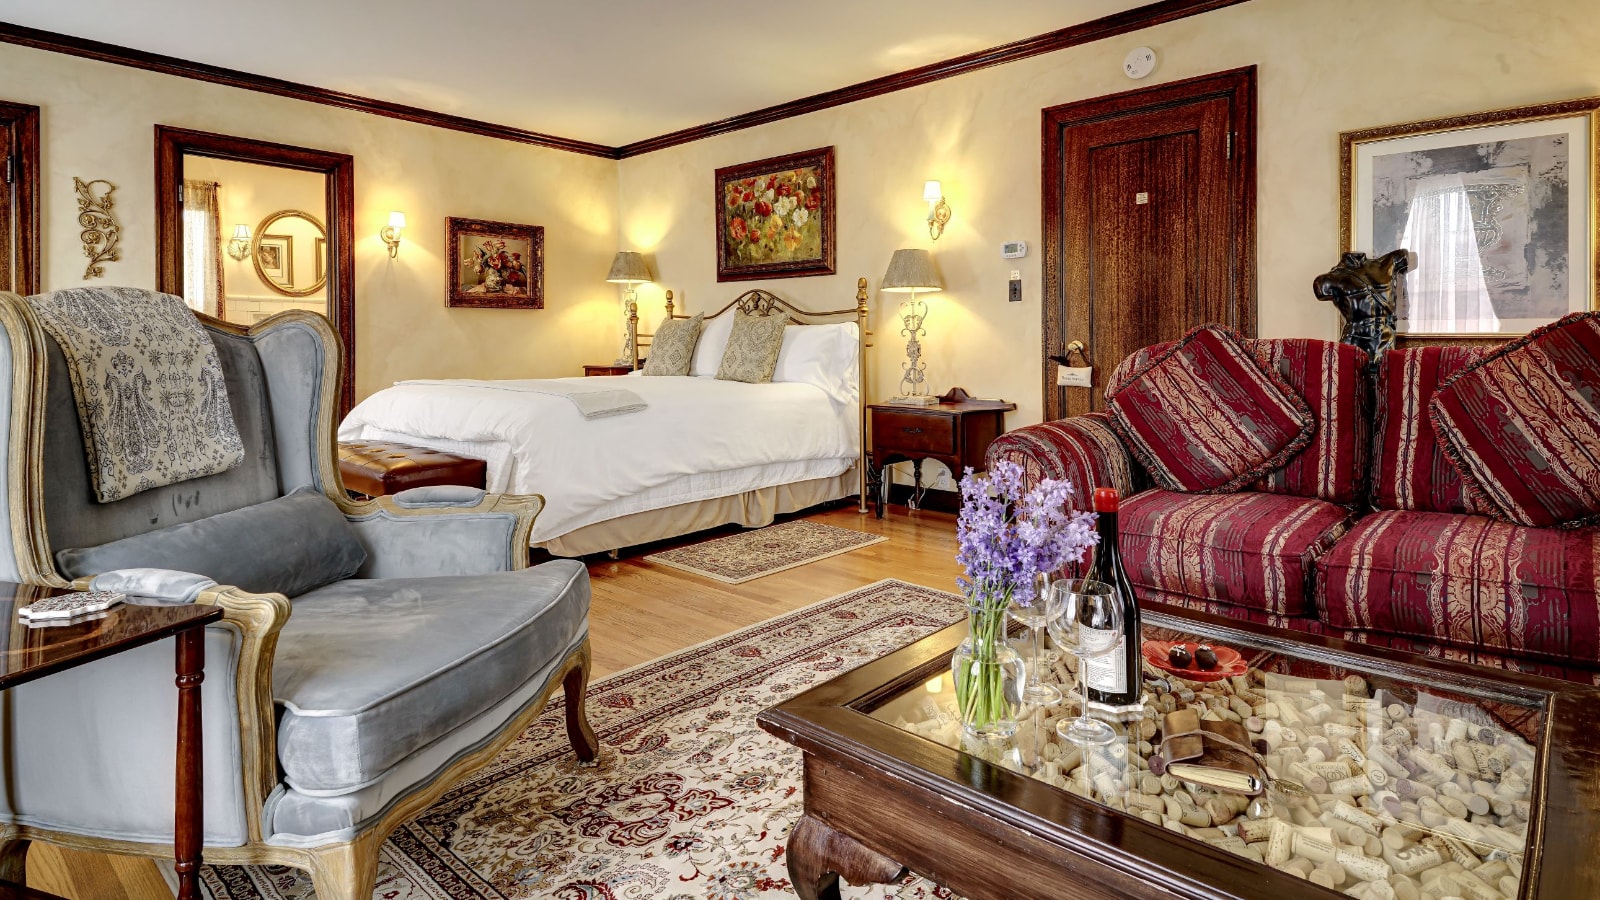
[0,0,1155,146]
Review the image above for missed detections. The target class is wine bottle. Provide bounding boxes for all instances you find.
[1083,487,1143,708]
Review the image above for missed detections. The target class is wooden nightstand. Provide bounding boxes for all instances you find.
[868,388,1016,518]
[583,364,635,377]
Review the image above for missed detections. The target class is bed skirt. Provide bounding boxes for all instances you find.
[534,471,856,557]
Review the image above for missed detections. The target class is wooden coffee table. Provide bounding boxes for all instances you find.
[757,606,1600,900]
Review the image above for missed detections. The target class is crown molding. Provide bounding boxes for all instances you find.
[0,0,1250,161]
[0,21,620,159]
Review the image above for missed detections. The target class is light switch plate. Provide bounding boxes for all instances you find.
[1057,366,1093,388]
[1008,273,1022,303]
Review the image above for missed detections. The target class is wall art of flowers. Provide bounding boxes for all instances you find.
[445,217,545,309]
[714,146,835,282]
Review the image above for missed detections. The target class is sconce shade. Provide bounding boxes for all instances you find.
[922,180,943,202]
[606,251,652,284]
[231,224,251,240]
[387,211,407,229]
[881,249,942,293]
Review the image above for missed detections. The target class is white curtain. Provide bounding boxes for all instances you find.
[1400,173,1500,333]
[181,180,223,317]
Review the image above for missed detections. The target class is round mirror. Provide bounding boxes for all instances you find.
[252,209,328,297]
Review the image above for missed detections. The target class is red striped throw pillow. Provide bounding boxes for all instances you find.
[1429,312,1600,529]
[1108,325,1314,494]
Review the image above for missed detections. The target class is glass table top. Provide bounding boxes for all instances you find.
[868,613,1542,898]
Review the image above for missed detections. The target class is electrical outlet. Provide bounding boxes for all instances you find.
[1008,270,1022,303]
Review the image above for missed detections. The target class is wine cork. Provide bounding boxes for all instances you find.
[1389,874,1420,900]
[1331,800,1383,836]
[1384,843,1445,876]
[1337,848,1395,882]
[1126,792,1163,815]
[1266,820,1294,866]
[1446,869,1501,900]
[1328,775,1374,797]
[1435,793,1469,819]
[1339,737,1370,767]
[1236,818,1274,843]
[1311,760,1356,782]
[1308,869,1337,889]
[1326,722,1362,740]
[1450,740,1481,777]
[1291,832,1339,864]
[1290,762,1330,794]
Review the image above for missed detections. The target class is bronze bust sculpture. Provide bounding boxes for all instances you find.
[1313,249,1410,369]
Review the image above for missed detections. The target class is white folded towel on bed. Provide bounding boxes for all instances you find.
[398,379,647,418]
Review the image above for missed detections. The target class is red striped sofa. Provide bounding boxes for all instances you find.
[989,339,1600,684]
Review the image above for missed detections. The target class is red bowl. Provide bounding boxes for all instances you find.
[1142,640,1247,683]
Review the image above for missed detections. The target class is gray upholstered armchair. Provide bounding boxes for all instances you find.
[0,291,596,900]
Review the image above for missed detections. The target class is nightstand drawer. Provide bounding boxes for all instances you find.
[873,410,955,455]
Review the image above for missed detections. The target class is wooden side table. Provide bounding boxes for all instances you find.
[0,583,222,900]
[868,388,1016,518]
[583,364,635,377]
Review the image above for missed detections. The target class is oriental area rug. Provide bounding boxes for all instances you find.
[642,520,887,584]
[201,579,965,900]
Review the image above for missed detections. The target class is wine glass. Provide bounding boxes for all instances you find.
[1048,579,1121,746]
[1008,573,1063,707]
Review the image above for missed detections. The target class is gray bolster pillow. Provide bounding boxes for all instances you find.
[57,488,366,598]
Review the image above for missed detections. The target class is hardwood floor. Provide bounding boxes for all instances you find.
[27,503,959,900]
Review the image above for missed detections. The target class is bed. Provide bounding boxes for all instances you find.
[337,280,870,555]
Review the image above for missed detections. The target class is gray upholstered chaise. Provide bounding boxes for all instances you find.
[0,291,597,900]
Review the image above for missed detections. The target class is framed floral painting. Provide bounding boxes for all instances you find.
[714,146,835,282]
[1341,96,1600,337]
[446,217,544,309]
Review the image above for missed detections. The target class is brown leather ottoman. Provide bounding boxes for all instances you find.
[338,440,488,498]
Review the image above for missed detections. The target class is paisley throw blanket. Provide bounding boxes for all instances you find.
[29,287,243,503]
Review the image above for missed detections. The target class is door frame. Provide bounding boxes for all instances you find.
[0,100,40,296]
[1040,66,1256,421]
[154,125,356,413]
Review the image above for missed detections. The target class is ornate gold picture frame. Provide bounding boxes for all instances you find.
[1340,96,1600,338]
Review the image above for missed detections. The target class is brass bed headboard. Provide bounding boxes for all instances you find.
[627,278,872,513]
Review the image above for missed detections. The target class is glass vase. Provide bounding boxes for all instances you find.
[951,601,1025,740]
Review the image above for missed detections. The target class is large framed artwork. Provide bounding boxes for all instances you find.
[714,146,835,282]
[1341,97,1600,337]
[446,217,545,309]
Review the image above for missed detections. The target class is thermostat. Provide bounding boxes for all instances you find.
[1000,241,1028,259]
[1123,46,1157,79]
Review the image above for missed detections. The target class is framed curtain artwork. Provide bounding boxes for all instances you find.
[1341,97,1600,337]
[714,146,835,282]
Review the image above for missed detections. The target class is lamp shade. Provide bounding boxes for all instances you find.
[387,211,407,229]
[922,180,943,202]
[231,224,251,240]
[606,251,652,284]
[880,248,942,293]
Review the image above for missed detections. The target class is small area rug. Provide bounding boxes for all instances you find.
[642,520,887,584]
[203,579,964,900]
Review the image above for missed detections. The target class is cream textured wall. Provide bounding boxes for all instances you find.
[618,0,1600,432]
[0,43,620,401]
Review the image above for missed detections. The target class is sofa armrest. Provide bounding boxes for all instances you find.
[985,411,1140,511]
[341,491,544,578]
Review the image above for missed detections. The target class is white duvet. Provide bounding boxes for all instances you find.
[338,375,858,543]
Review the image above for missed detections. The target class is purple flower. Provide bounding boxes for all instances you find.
[956,460,1098,607]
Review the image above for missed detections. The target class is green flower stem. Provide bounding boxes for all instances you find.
[956,588,1014,731]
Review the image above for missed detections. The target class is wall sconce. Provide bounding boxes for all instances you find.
[923,180,952,241]
[226,224,252,261]
[606,251,653,366]
[380,211,406,258]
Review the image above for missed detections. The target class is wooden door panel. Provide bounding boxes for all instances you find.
[1042,68,1256,421]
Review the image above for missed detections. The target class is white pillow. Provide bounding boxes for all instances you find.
[690,314,736,376]
[771,322,859,407]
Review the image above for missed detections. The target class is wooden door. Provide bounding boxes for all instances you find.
[1042,67,1255,420]
[0,100,39,296]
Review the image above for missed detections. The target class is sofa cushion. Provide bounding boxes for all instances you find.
[56,488,365,597]
[1430,313,1600,529]
[1316,510,1600,664]
[1372,347,1491,515]
[1120,489,1356,616]
[272,560,589,794]
[1108,326,1315,494]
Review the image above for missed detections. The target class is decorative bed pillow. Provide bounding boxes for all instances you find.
[716,311,788,383]
[1429,312,1600,528]
[1108,324,1315,494]
[642,313,703,376]
[772,322,859,406]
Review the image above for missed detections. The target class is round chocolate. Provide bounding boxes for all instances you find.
[1168,645,1193,668]
[1194,645,1219,670]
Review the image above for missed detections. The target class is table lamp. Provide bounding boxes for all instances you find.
[606,251,653,365]
[881,248,943,406]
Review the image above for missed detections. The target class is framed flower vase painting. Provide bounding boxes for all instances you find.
[714,146,835,282]
[446,217,545,309]
[1341,96,1600,337]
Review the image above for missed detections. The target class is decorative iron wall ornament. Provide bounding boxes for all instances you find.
[74,177,121,279]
